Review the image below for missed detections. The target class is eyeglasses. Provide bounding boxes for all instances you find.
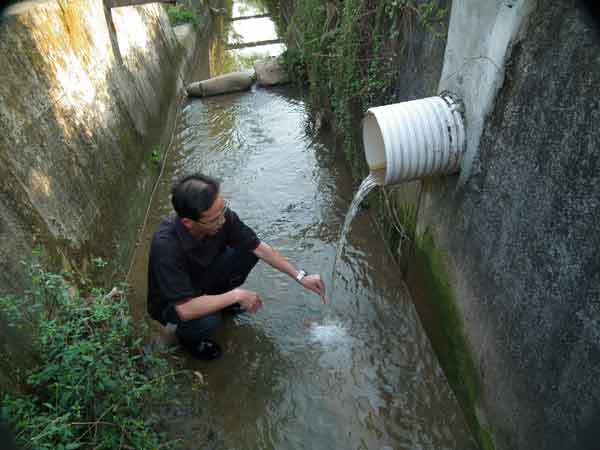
[197,199,229,226]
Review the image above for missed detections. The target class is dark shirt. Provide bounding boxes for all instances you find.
[147,209,260,323]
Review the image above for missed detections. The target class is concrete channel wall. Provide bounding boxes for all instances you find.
[0,0,205,386]
[398,1,600,449]
[0,0,192,293]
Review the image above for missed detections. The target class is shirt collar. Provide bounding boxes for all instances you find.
[174,215,204,251]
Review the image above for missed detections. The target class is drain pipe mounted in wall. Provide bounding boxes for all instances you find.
[361,1,533,187]
[362,93,466,186]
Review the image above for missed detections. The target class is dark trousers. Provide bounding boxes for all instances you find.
[162,247,258,350]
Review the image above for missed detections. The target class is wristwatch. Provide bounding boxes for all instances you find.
[295,269,307,282]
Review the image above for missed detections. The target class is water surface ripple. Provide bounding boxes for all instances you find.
[160,87,475,450]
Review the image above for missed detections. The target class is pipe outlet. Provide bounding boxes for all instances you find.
[362,93,466,186]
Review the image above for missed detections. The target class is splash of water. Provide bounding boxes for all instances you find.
[330,173,379,304]
[309,319,350,346]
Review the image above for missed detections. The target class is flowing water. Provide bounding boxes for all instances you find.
[126,2,476,449]
[330,174,379,303]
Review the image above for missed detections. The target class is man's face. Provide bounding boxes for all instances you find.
[184,195,228,238]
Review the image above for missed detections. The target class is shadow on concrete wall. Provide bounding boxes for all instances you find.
[0,0,182,294]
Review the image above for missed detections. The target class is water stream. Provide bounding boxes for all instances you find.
[126,3,476,449]
[330,173,379,304]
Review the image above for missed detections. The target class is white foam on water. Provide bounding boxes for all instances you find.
[309,320,350,346]
[309,320,356,371]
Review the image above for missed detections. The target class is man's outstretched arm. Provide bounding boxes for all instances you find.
[175,288,262,321]
[253,241,327,303]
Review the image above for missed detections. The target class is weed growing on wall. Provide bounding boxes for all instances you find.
[167,4,198,27]
[278,0,450,264]
[150,145,162,169]
[283,0,447,176]
[0,258,177,450]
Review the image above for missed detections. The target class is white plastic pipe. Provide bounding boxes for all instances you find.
[362,93,466,186]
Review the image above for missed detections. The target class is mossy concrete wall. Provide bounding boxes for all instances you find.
[0,0,208,394]
[0,0,185,293]
[401,2,600,449]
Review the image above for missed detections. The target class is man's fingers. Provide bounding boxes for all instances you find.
[318,279,326,294]
[300,274,327,303]
[307,275,326,298]
[250,296,262,313]
[314,279,325,295]
[238,292,262,314]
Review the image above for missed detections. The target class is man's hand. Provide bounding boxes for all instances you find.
[300,274,327,304]
[252,242,327,304]
[232,288,262,313]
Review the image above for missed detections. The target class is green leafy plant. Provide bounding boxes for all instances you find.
[0,259,176,450]
[91,256,108,269]
[280,48,306,85]
[167,5,198,27]
[150,146,162,168]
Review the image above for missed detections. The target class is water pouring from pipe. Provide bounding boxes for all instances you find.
[331,93,466,302]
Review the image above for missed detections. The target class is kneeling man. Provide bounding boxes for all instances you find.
[147,173,326,359]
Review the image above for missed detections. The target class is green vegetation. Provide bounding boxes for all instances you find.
[167,5,198,27]
[282,0,447,177]
[375,188,418,260]
[0,258,176,450]
[150,146,162,169]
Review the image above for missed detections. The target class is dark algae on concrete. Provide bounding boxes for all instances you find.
[407,228,493,450]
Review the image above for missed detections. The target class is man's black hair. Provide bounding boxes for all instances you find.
[171,173,220,221]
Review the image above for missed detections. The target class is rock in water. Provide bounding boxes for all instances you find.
[254,57,289,87]
[186,71,254,97]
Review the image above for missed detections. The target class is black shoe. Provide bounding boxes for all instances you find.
[187,339,222,360]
